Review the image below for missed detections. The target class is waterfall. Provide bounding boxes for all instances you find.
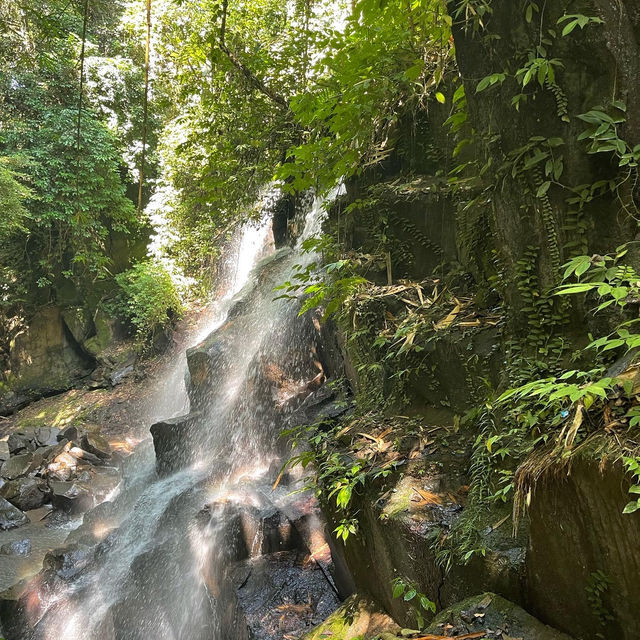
[5,195,341,640]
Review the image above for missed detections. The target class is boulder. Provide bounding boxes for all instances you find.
[0,497,29,529]
[34,427,60,447]
[0,477,48,511]
[1,453,33,480]
[239,505,305,557]
[7,307,94,400]
[227,550,341,640]
[301,594,399,640]
[68,446,102,466]
[61,306,94,346]
[34,441,67,464]
[0,578,33,638]
[81,433,111,459]
[7,432,34,456]
[47,451,78,481]
[58,425,81,442]
[526,452,640,640]
[82,308,121,357]
[49,480,93,513]
[150,412,200,474]
[425,593,574,640]
[0,539,31,556]
[0,441,9,462]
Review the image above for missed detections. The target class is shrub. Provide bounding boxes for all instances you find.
[115,259,184,345]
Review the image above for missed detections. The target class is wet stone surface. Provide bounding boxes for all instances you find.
[229,550,341,640]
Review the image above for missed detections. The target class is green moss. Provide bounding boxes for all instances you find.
[13,389,108,430]
[302,595,400,640]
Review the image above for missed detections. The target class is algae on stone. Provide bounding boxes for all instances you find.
[302,594,400,640]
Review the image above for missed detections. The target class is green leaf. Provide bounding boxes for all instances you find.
[536,181,551,198]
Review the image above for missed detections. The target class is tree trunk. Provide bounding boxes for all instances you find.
[138,0,152,212]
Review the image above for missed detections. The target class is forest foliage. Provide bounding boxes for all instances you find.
[4,0,640,557]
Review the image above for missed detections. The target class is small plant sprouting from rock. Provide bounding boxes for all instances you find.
[391,576,436,630]
[586,570,614,636]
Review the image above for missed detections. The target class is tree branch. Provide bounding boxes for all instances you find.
[217,0,288,110]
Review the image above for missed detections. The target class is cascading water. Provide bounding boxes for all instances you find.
[3,197,342,640]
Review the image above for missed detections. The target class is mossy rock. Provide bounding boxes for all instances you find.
[83,309,120,357]
[302,594,400,640]
[426,593,574,640]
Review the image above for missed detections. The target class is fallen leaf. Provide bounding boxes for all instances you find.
[411,487,443,507]
[434,301,461,330]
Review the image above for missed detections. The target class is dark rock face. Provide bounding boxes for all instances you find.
[311,414,527,626]
[0,497,29,530]
[446,0,640,322]
[6,307,94,404]
[526,455,640,640]
[227,551,341,640]
[150,412,201,474]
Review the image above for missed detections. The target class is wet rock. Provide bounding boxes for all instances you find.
[1,453,33,480]
[0,497,29,529]
[226,550,341,640]
[240,505,305,557]
[0,477,48,511]
[43,543,94,580]
[49,480,93,513]
[186,329,234,410]
[66,500,118,545]
[0,539,31,557]
[285,383,350,429]
[425,593,573,640]
[81,433,111,459]
[150,412,200,474]
[34,441,66,465]
[7,432,34,456]
[301,594,400,640]
[0,578,34,638]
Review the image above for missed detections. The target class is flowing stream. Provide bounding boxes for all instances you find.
[15,198,333,640]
